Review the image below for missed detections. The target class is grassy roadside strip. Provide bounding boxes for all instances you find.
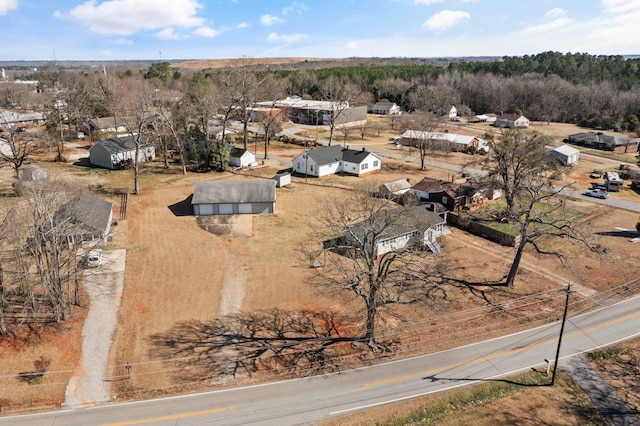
[321,371,605,426]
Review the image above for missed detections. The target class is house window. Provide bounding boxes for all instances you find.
[296,162,300,169]
[442,196,448,205]
[310,165,314,171]
[373,160,379,167]
[302,154,307,159]
[361,163,369,170]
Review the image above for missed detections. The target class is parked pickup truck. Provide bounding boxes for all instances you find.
[584,188,609,199]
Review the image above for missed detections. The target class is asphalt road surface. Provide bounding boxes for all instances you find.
[3,294,640,426]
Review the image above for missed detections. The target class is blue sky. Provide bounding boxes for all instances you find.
[1,0,639,61]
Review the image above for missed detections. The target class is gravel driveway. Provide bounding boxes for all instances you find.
[64,249,126,407]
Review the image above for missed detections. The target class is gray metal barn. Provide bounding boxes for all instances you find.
[191,180,276,215]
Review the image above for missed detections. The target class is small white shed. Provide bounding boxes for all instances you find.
[550,144,580,166]
[229,148,256,168]
[273,172,291,188]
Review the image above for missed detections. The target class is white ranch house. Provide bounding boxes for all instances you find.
[292,145,381,178]
[89,135,156,170]
[346,206,447,257]
[400,130,489,154]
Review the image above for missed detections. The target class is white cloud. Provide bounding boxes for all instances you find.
[101,49,118,57]
[0,0,18,15]
[602,0,640,14]
[546,8,567,18]
[282,2,307,15]
[65,0,205,35]
[193,26,220,38]
[111,37,133,45]
[260,14,284,26]
[423,10,470,30]
[519,18,572,35]
[267,32,307,43]
[414,0,444,4]
[156,28,181,40]
[237,21,249,29]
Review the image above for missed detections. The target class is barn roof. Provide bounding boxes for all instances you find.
[192,180,276,205]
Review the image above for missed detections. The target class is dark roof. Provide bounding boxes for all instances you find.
[95,135,151,154]
[349,206,445,242]
[341,148,377,164]
[567,132,635,147]
[54,193,113,236]
[412,177,458,193]
[307,145,343,165]
[89,116,126,130]
[306,145,378,166]
[192,180,276,205]
[229,148,253,158]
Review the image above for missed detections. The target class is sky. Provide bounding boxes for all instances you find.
[1,0,639,61]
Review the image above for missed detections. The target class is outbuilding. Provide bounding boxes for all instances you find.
[549,144,580,166]
[272,171,291,187]
[229,148,256,168]
[192,180,276,215]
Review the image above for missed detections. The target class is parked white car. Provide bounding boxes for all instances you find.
[584,188,609,199]
[85,249,103,268]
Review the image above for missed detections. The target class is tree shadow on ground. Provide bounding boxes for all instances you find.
[148,309,365,383]
[168,194,193,217]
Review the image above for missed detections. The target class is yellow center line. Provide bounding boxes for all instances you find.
[101,406,233,425]
[363,309,640,388]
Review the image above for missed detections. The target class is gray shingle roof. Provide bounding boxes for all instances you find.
[306,145,377,166]
[349,206,445,241]
[192,180,276,205]
[54,193,113,236]
[96,135,151,154]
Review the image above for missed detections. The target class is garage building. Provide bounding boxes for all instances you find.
[192,180,276,215]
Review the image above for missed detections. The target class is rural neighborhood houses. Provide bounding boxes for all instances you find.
[368,102,401,115]
[292,145,381,178]
[191,180,276,215]
[85,116,129,134]
[493,113,530,128]
[345,206,447,257]
[549,144,580,166]
[255,96,367,127]
[89,135,156,170]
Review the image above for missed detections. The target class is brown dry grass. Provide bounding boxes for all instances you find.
[0,118,639,415]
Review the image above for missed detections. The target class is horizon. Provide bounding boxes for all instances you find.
[1,1,639,61]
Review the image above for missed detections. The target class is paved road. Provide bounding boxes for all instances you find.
[3,294,640,426]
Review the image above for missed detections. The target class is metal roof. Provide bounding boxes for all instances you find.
[192,180,276,205]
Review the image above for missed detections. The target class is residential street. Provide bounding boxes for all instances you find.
[3,294,640,425]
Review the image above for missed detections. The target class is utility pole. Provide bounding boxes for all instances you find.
[551,284,572,386]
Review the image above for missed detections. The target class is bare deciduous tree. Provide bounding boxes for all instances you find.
[319,76,357,146]
[305,189,445,348]
[480,129,594,288]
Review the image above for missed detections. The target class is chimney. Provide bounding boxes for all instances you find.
[362,147,365,152]
[432,203,437,212]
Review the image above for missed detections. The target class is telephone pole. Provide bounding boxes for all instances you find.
[551,284,572,386]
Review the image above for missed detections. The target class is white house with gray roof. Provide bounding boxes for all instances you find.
[292,145,381,178]
[192,180,276,215]
[89,135,155,170]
